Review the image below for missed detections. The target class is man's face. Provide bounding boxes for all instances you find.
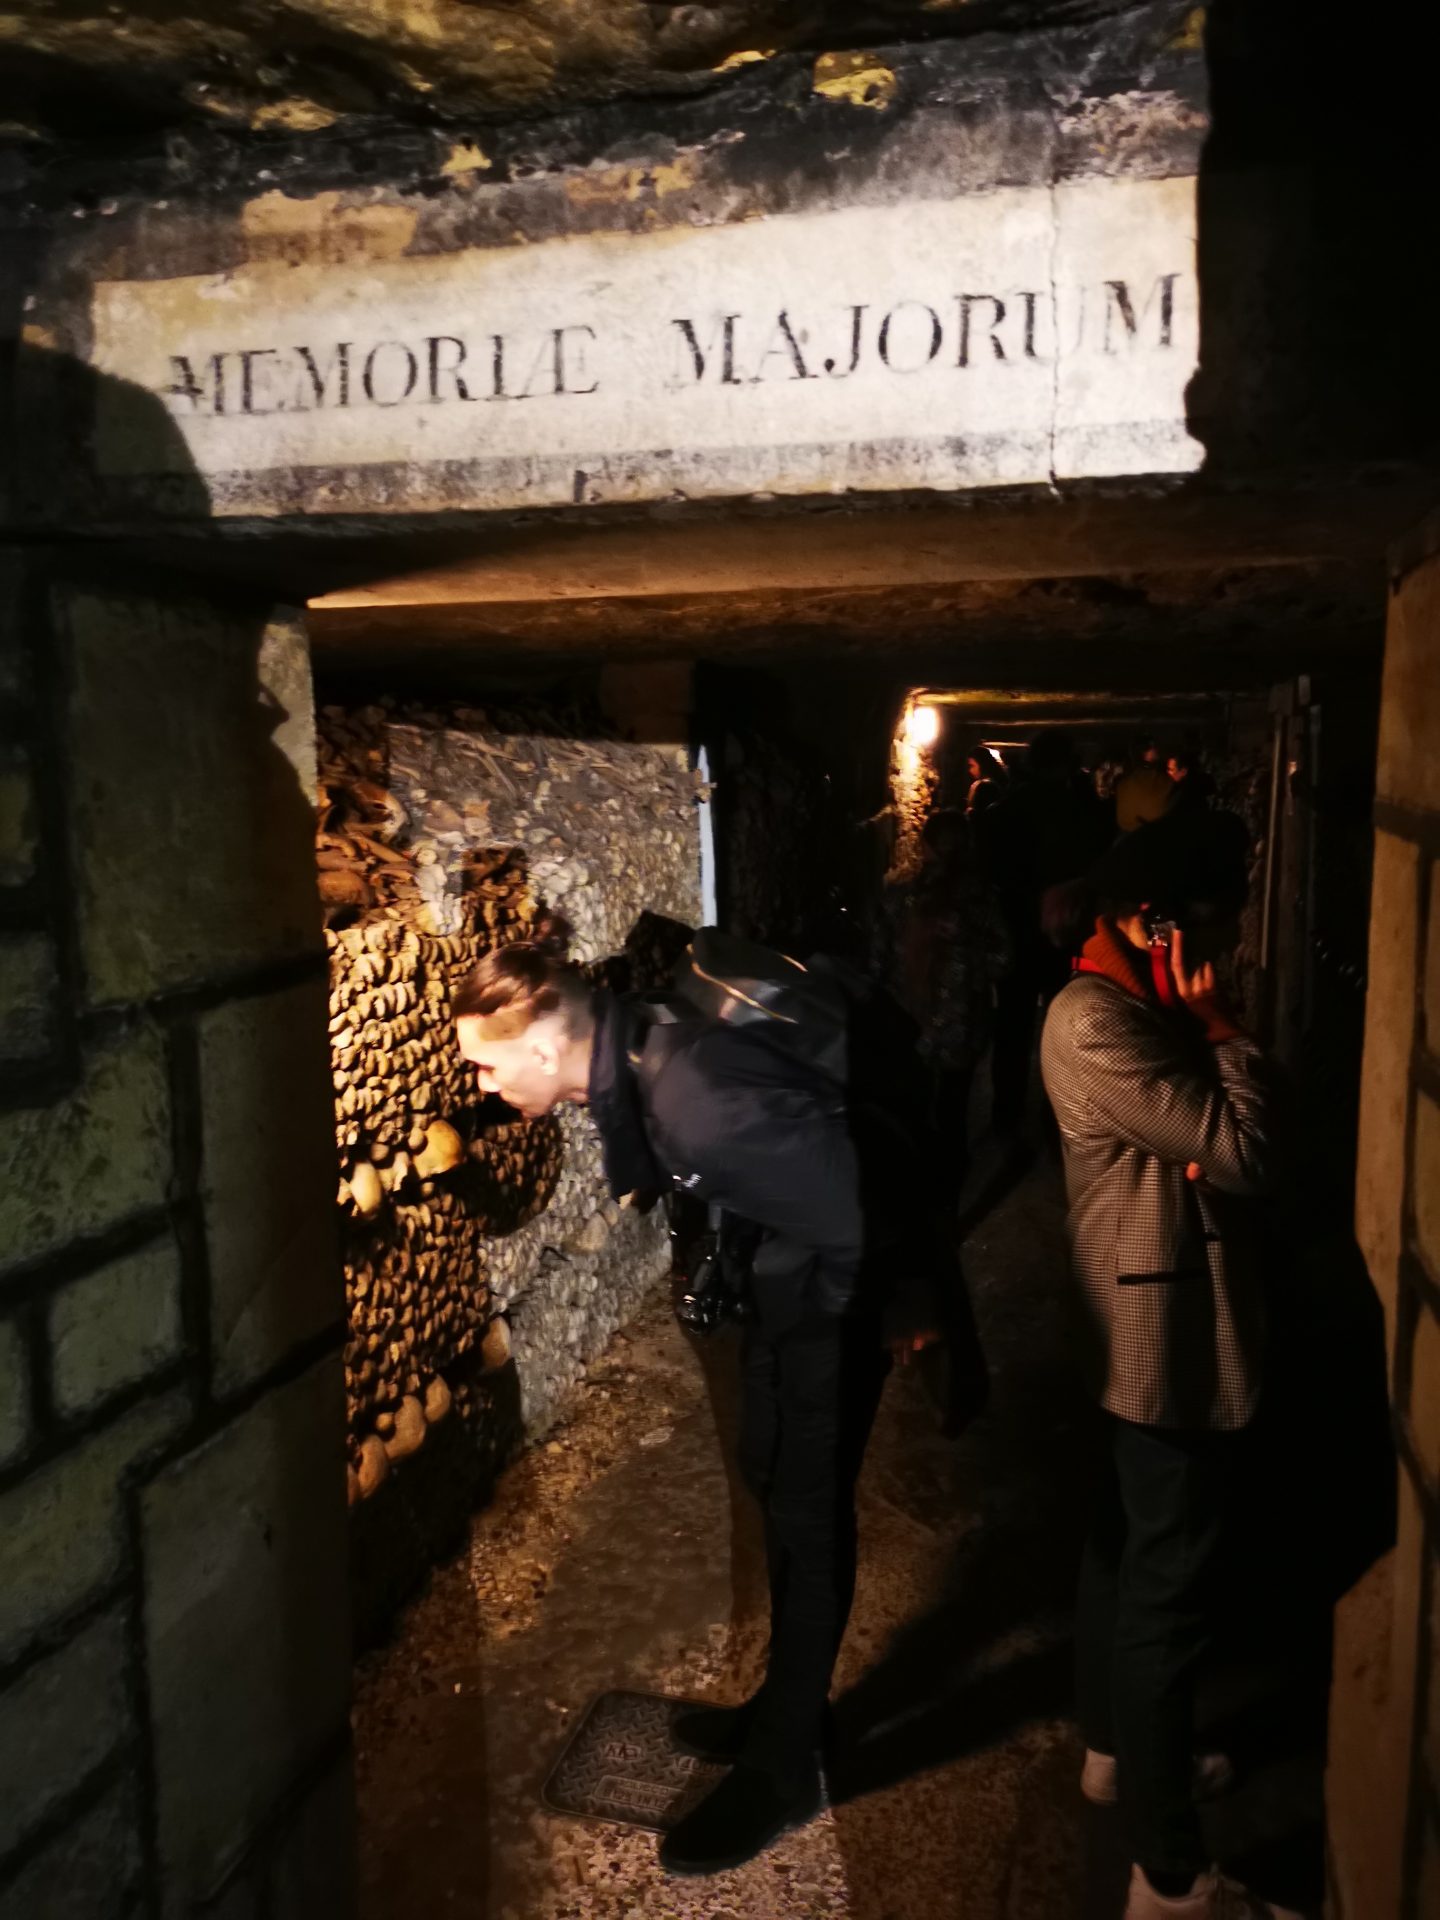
[1167,756,1184,782]
[456,1013,568,1120]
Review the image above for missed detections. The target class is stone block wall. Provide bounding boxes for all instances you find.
[0,561,354,1918]
[1327,515,1440,1919]
[315,692,701,1558]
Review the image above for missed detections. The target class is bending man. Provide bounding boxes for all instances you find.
[453,921,964,1876]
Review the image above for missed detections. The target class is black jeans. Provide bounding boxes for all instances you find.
[1075,1415,1245,1882]
[736,1309,890,1787]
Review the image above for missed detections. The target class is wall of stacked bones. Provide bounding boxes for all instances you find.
[315,695,701,1526]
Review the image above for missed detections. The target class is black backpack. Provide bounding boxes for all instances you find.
[659,929,853,1087]
[638,932,990,1435]
[641,929,990,1428]
[636,927,932,1165]
[635,930,905,1334]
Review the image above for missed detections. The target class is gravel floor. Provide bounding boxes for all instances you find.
[353,1125,1326,1919]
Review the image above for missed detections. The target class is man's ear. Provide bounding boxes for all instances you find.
[531,1029,562,1077]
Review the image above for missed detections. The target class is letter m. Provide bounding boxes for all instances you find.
[1102,274,1179,354]
[296,343,352,407]
[668,316,740,387]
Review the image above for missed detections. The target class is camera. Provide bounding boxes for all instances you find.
[674,1223,752,1336]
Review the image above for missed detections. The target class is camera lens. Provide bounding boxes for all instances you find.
[676,1289,722,1335]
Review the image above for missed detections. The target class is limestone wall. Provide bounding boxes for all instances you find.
[1327,514,1440,1918]
[315,694,701,1536]
[0,561,354,1916]
[13,4,1214,533]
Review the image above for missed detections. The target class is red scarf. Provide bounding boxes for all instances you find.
[1074,919,1240,1044]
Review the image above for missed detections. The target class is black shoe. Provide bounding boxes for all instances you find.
[658,1763,823,1876]
[670,1696,757,1764]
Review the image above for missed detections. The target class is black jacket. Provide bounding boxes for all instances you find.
[587,988,951,1339]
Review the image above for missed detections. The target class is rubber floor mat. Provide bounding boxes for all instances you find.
[542,1689,729,1832]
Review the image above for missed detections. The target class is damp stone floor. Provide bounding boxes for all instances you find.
[352,1133,1324,1920]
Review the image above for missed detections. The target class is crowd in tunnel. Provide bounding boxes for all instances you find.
[402,702,1379,1920]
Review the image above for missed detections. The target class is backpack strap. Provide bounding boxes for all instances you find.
[624,994,697,1100]
[672,931,851,1089]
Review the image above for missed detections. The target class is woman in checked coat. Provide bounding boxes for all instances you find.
[1041,811,1300,1920]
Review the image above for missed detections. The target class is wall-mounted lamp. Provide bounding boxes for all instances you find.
[904,703,940,750]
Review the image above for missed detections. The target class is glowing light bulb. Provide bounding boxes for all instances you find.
[905,703,940,749]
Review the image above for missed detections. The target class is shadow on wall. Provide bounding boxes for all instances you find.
[1189,3,1440,474]
[2,339,358,1914]
[7,334,214,522]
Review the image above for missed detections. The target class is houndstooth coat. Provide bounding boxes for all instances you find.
[1040,973,1279,1431]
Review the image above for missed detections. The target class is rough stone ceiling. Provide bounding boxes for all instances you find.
[0,0,1146,142]
[305,558,1385,681]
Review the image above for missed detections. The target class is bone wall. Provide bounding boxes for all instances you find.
[317,692,701,1514]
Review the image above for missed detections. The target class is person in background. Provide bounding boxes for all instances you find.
[980,732,1110,1137]
[1115,738,1175,834]
[879,807,1010,1198]
[1093,739,1129,814]
[965,747,1007,821]
[1041,811,1300,1920]
[1167,748,1217,812]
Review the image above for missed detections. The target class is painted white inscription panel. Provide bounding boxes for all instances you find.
[89,174,1202,512]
